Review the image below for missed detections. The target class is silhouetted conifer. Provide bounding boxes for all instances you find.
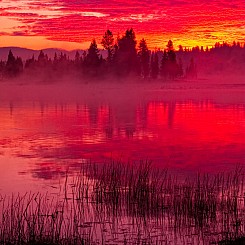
[15,57,23,74]
[115,28,140,76]
[186,57,197,79]
[25,55,35,69]
[160,50,168,80]
[84,39,101,76]
[177,58,183,77]
[138,39,150,78]
[37,50,48,67]
[0,60,5,78]
[85,40,100,66]
[6,50,15,76]
[53,52,58,70]
[101,30,114,62]
[166,40,179,79]
[150,52,159,79]
[5,50,22,76]
[178,45,183,52]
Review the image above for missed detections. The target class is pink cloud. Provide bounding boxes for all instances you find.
[0,0,244,48]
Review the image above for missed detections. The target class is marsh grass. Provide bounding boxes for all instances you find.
[0,161,245,244]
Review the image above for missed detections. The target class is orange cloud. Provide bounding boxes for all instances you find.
[0,0,244,50]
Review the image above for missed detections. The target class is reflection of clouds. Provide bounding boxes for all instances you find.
[1,100,245,181]
[31,162,67,180]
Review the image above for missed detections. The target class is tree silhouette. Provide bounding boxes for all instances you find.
[101,30,114,62]
[186,58,197,79]
[5,50,23,77]
[177,58,184,77]
[37,50,48,67]
[167,40,174,51]
[16,57,23,74]
[150,52,159,79]
[25,55,35,69]
[1,29,243,80]
[138,39,150,78]
[166,40,179,80]
[160,50,168,80]
[74,51,81,68]
[6,50,16,76]
[86,40,100,65]
[84,39,101,76]
[53,52,58,70]
[0,60,5,78]
[115,28,139,76]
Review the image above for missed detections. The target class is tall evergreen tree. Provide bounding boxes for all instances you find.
[160,50,168,80]
[138,39,150,78]
[15,57,23,74]
[186,58,197,79]
[85,39,100,66]
[37,50,48,67]
[177,58,183,77]
[25,55,35,70]
[6,50,22,76]
[0,60,5,78]
[150,52,159,79]
[115,28,139,76]
[84,39,101,76]
[101,30,114,62]
[166,40,178,80]
[53,52,58,70]
[6,50,16,76]
[74,51,81,69]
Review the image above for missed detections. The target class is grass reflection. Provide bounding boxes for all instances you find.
[1,161,245,244]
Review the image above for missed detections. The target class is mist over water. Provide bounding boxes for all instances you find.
[0,78,244,194]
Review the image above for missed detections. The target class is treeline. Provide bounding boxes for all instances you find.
[0,28,244,81]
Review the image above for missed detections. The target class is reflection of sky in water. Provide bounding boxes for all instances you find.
[0,100,245,193]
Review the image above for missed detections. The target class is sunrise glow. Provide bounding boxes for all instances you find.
[0,0,244,50]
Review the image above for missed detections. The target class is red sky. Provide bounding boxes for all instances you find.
[0,0,244,50]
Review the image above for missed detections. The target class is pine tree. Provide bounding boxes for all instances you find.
[150,52,159,79]
[84,39,101,77]
[74,51,81,69]
[138,39,150,78]
[85,39,100,66]
[177,58,183,77]
[37,50,48,67]
[160,50,168,80]
[6,50,18,76]
[166,40,178,80]
[101,30,114,62]
[53,52,58,70]
[16,57,23,74]
[186,58,197,79]
[115,28,139,76]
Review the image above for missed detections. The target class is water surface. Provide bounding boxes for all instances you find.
[0,81,244,193]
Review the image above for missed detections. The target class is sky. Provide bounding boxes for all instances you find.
[0,0,244,50]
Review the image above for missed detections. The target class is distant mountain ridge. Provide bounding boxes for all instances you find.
[0,47,85,61]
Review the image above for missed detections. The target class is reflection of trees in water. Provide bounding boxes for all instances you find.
[5,101,245,183]
[9,101,13,115]
[168,102,176,129]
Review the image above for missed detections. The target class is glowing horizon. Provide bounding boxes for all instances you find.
[0,0,244,51]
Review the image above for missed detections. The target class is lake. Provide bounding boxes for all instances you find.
[0,80,245,244]
[0,80,245,193]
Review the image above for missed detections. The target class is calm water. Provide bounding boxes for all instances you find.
[0,82,245,194]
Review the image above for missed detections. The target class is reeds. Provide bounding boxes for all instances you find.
[0,161,245,244]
